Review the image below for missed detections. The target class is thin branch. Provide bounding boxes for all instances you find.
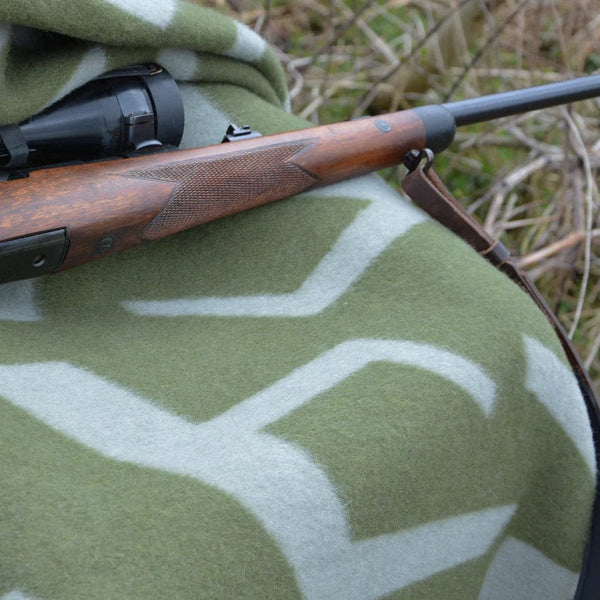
[562,108,598,338]
[483,155,550,233]
[353,0,473,114]
[585,327,600,370]
[517,230,600,270]
[443,0,530,101]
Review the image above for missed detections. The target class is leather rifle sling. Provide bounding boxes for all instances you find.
[401,160,600,600]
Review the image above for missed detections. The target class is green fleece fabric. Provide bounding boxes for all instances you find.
[0,2,595,599]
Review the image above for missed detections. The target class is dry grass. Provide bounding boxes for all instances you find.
[209,0,600,387]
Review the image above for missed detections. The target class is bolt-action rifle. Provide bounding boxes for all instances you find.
[0,68,599,283]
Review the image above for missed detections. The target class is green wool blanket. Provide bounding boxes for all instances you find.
[0,2,595,599]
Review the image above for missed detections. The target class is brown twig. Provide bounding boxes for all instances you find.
[517,230,600,269]
[443,0,530,101]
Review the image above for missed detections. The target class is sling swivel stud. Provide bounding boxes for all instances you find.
[403,148,435,173]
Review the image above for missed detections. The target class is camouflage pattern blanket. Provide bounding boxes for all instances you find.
[0,1,595,599]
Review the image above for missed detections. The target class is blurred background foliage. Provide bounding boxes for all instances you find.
[207,0,600,387]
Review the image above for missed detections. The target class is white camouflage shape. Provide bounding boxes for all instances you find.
[48,46,108,108]
[178,85,232,149]
[224,21,266,62]
[0,280,41,322]
[123,176,427,317]
[478,536,578,600]
[102,0,179,28]
[524,335,595,473]
[0,338,506,600]
[156,48,199,81]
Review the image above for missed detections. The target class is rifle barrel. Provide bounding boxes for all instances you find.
[442,74,600,127]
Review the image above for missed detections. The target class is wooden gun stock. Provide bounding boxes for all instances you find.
[2,72,600,283]
[0,109,432,282]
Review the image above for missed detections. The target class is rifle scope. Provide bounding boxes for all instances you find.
[0,64,184,170]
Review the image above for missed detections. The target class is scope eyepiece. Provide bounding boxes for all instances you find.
[0,63,184,170]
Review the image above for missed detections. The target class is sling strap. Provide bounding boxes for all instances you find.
[401,153,600,600]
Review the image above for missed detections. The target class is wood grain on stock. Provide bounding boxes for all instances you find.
[0,110,426,271]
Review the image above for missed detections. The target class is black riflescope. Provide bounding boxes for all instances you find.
[0,64,184,169]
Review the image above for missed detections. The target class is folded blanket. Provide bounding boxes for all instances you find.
[0,2,595,599]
